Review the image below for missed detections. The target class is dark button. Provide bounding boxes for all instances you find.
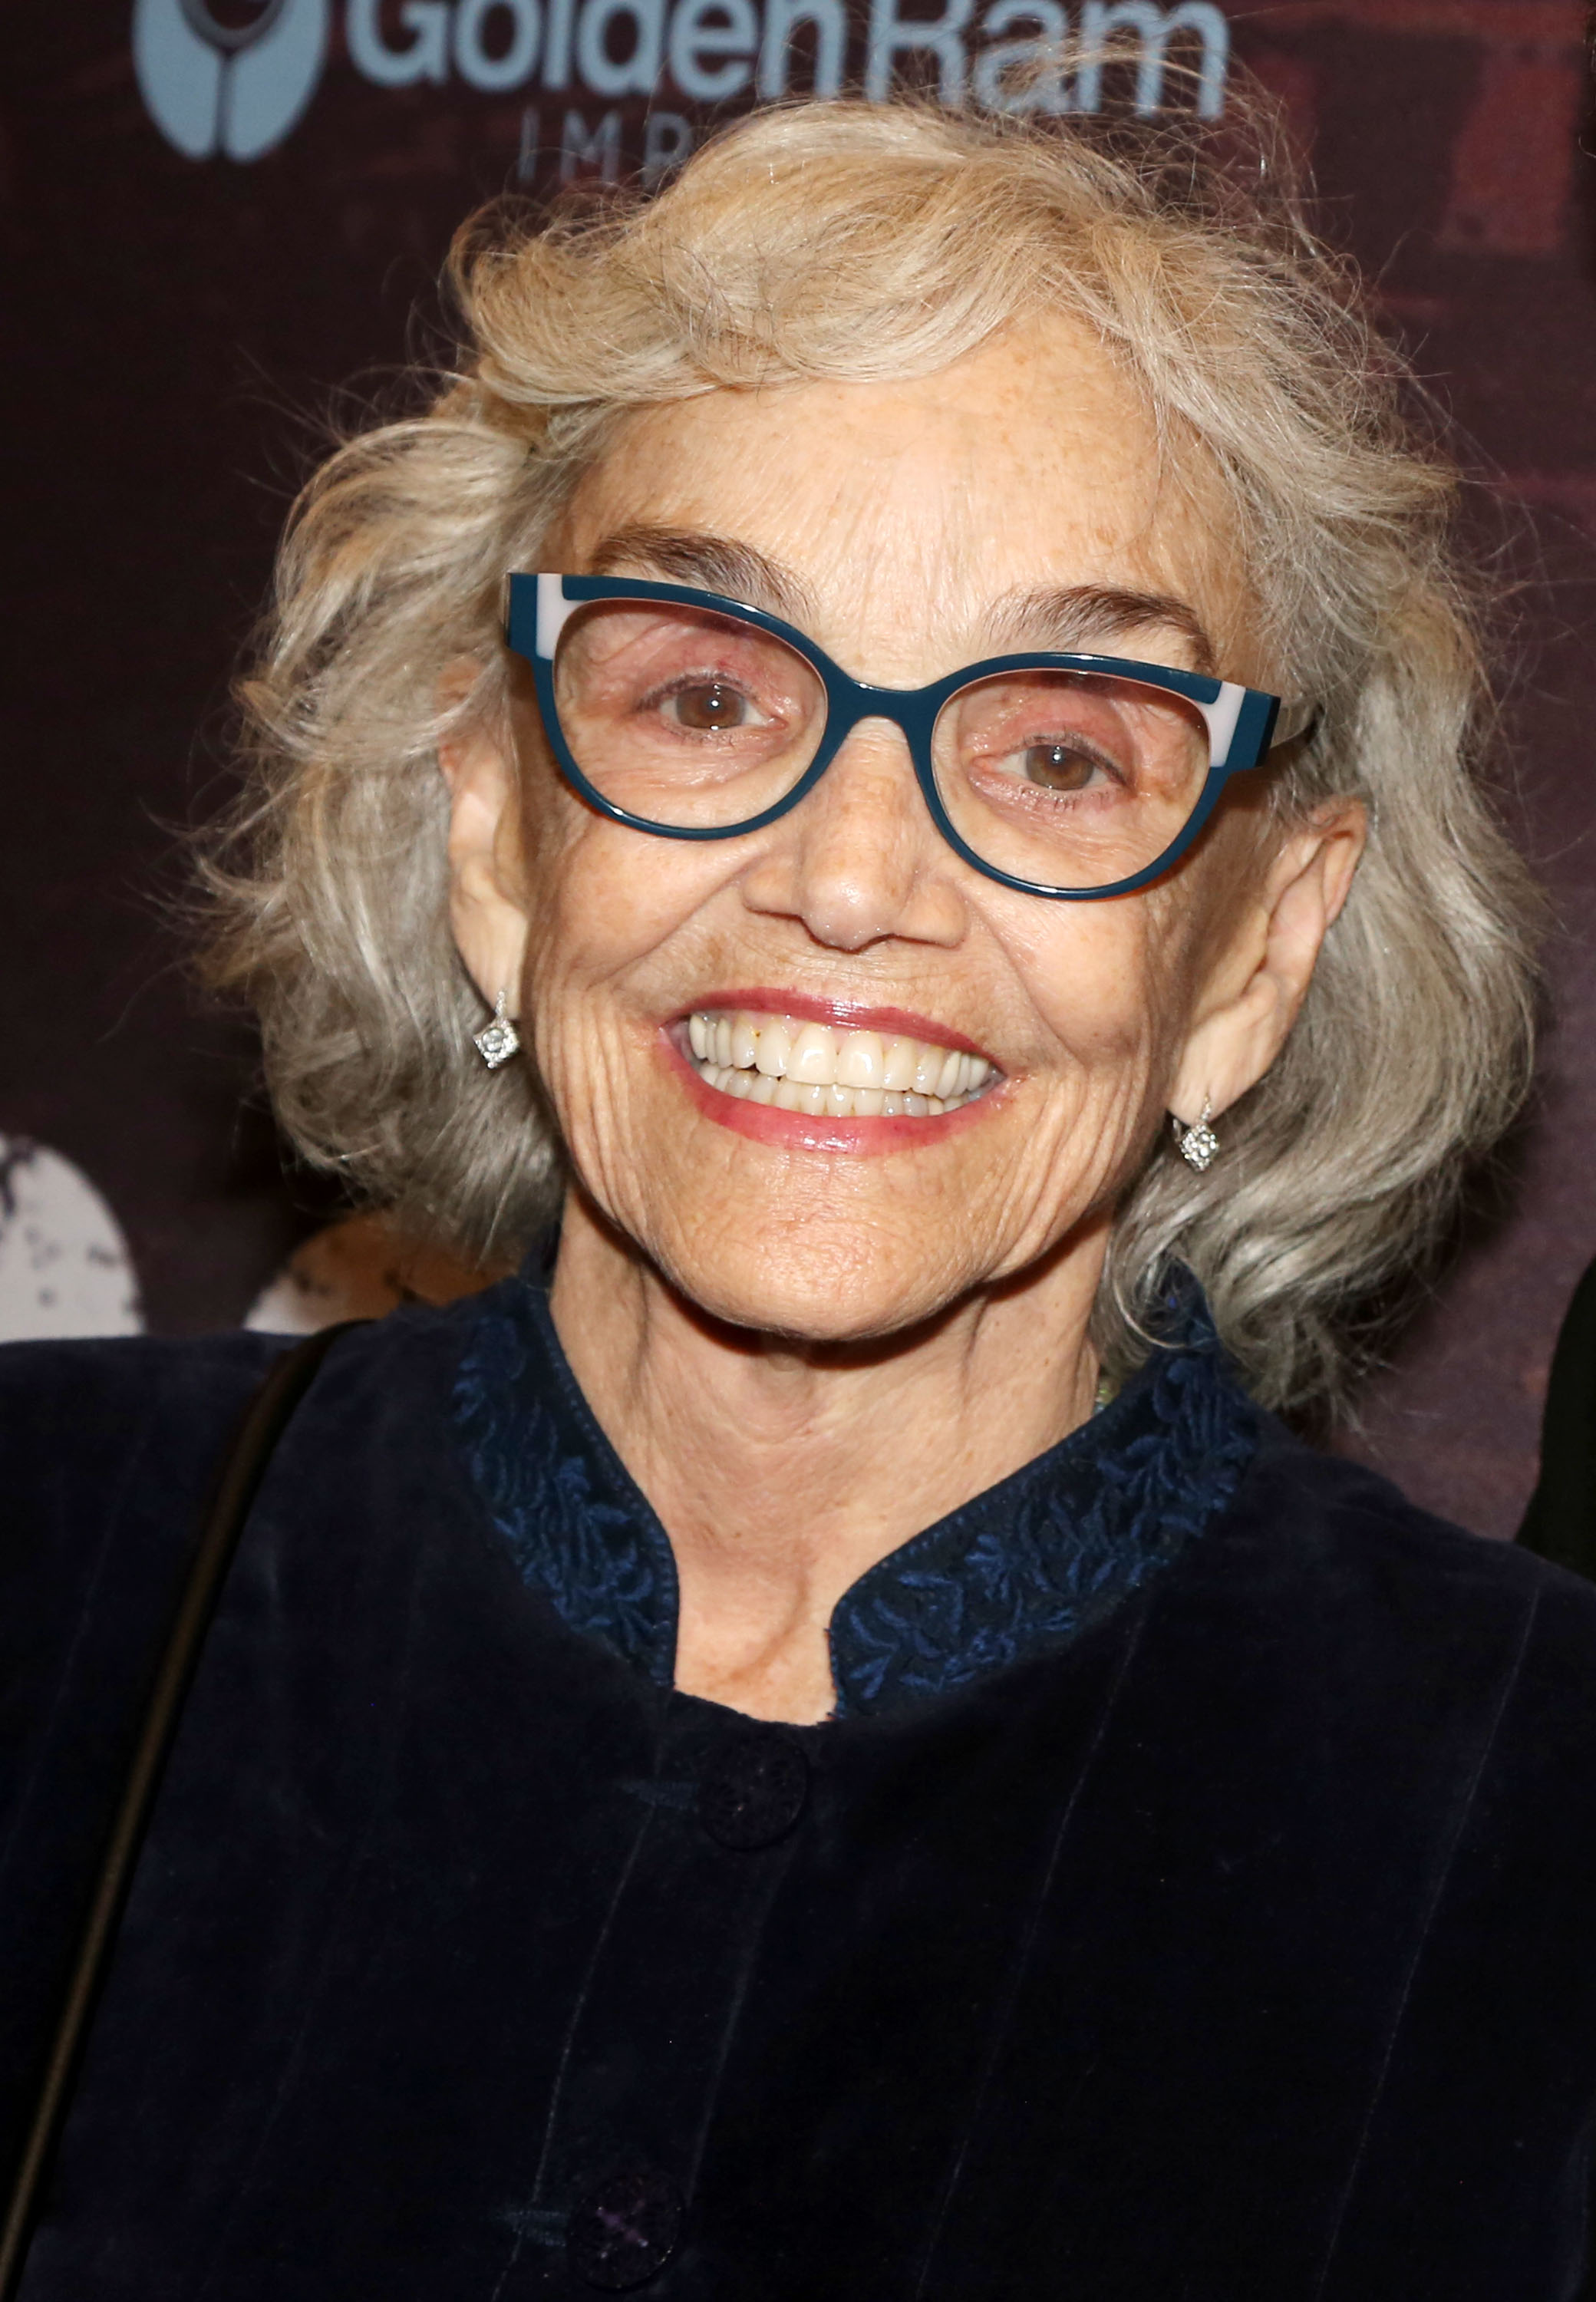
[697,1733,809,1849]
[567,2165,684,2291]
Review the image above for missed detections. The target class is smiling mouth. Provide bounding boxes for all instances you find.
[682,1008,999,1118]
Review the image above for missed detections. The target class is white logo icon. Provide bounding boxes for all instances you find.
[134,0,329,160]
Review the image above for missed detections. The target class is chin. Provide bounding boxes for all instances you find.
[658,1219,970,1347]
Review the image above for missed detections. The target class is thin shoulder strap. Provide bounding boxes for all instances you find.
[1519,1253,1596,1579]
[0,1318,368,2300]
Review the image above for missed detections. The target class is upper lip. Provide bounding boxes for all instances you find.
[673,989,997,1062]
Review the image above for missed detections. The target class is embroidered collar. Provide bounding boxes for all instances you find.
[453,1268,1258,1720]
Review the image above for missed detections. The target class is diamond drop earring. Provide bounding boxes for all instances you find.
[1172,1098,1219,1172]
[473,989,521,1071]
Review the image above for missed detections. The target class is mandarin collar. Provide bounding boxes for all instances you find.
[452,1263,1258,1720]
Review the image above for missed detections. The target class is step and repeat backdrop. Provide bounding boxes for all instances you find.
[2,0,1593,1533]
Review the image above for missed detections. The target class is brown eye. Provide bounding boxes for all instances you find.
[670,683,747,731]
[1024,742,1099,791]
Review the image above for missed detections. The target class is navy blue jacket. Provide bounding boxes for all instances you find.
[3,1278,1596,2298]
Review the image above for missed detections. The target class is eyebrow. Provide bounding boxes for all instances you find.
[583,532,1218,677]
[586,527,816,626]
[986,584,1218,675]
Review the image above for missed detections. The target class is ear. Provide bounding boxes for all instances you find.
[437,669,531,1017]
[1168,800,1368,1126]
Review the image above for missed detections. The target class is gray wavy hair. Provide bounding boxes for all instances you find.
[203,89,1539,1413]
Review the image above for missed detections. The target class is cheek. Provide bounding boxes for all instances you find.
[1007,902,1184,1085]
[516,800,734,1110]
[520,787,674,989]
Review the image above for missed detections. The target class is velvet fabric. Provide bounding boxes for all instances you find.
[453,1268,1260,1713]
[4,1280,1596,2298]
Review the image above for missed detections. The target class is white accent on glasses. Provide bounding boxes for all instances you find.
[1200,681,1248,768]
[535,573,579,661]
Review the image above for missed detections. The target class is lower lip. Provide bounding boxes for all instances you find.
[661,1031,1001,1154]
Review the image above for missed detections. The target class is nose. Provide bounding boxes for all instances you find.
[738,719,967,954]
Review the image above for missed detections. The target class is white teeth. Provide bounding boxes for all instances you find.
[685,1008,998,1120]
[912,1045,945,1097]
[788,1021,835,1083]
[883,1036,918,1092]
[836,1031,885,1090]
[754,1019,791,1077]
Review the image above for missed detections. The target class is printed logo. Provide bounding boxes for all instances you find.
[134,0,329,160]
[134,0,1229,165]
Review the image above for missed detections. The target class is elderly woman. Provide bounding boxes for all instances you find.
[4,91,1594,2302]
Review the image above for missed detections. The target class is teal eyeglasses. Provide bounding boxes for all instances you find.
[506,573,1304,901]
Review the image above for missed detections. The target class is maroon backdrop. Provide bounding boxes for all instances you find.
[3,0,1593,1534]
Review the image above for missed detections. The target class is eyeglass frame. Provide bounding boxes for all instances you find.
[505,572,1301,902]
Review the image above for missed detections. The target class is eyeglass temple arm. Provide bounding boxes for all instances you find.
[1268,698,1318,753]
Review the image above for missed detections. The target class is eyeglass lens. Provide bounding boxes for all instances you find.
[551,599,1213,889]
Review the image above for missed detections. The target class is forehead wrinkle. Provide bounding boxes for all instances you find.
[985,584,1218,675]
[585,525,816,626]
